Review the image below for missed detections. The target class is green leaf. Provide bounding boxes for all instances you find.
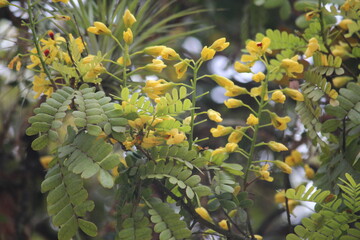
[321,119,341,133]
[78,219,98,237]
[32,134,50,151]
[221,163,244,176]
[98,169,114,188]
[58,216,78,240]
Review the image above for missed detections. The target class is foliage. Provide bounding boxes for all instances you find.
[286,174,360,240]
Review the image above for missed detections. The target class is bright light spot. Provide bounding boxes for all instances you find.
[304,56,314,65]
[208,55,233,77]
[233,72,253,83]
[145,75,159,80]
[251,60,266,73]
[130,74,144,82]
[182,37,202,55]
[210,86,227,104]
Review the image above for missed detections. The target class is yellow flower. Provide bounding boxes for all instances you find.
[225,143,238,152]
[233,186,241,196]
[128,116,151,129]
[52,0,69,3]
[142,79,173,99]
[246,114,259,126]
[210,125,233,137]
[332,41,349,58]
[87,21,111,35]
[144,45,166,56]
[280,55,304,78]
[40,156,53,169]
[141,131,163,148]
[210,75,234,88]
[257,164,273,182]
[160,47,180,60]
[252,72,265,82]
[270,113,291,131]
[183,116,193,125]
[267,141,288,152]
[341,0,351,11]
[211,147,227,156]
[195,207,214,223]
[174,59,189,79]
[123,9,137,28]
[8,55,21,71]
[218,220,229,230]
[123,28,133,44]
[274,160,292,174]
[33,73,54,99]
[339,19,354,30]
[0,0,9,7]
[332,76,352,88]
[328,89,338,99]
[246,37,271,57]
[122,140,135,150]
[304,164,315,179]
[228,128,245,144]
[117,56,131,66]
[145,59,166,73]
[285,150,302,167]
[250,86,268,100]
[224,85,248,97]
[69,34,85,53]
[283,88,304,101]
[207,109,223,123]
[240,54,257,64]
[274,190,286,203]
[224,98,244,109]
[165,128,186,145]
[304,37,319,58]
[54,15,71,21]
[234,61,251,73]
[254,235,263,240]
[209,37,230,52]
[201,46,216,61]
[305,11,318,21]
[271,90,286,103]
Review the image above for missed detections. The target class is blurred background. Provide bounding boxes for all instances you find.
[0,0,337,239]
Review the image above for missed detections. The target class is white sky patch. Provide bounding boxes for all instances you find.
[210,86,227,104]
[233,72,253,83]
[182,36,202,55]
[207,55,233,77]
[145,75,159,80]
[130,74,144,82]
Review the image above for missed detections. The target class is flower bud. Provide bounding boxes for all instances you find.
[123,28,133,44]
[209,37,229,52]
[123,9,137,28]
[274,160,292,174]
[200,46,216,61]
[234,61,251,73]
[246,114,259,126]
[224,98,244,108]
[252,72,265,82]
[218,220,229,230]
[267,141,288,152]
[195,207,213,223]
